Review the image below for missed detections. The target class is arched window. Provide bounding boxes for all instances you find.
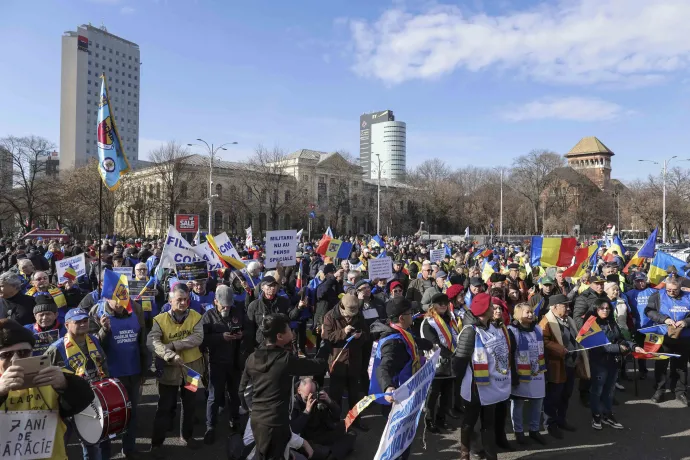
[261,189,268,204]
[180,182,188,198]
[216,183,222,199]
[284,190,290,203]
[230,185,237,196]
[214,211,223,231]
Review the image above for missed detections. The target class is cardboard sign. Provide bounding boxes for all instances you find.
[429,248,445,264]
[368,256,393,281]
[265,230,297,269]
[175,214,199,233]
[176,261,208,281]
[56,253,86,284]
[113,266,133,280]
[0,410,59,459]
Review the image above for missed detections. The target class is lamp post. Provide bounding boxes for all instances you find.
[188,139,238,233]
[639,156,690,244]
[375,154,381,236]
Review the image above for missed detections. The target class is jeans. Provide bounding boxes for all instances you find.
[152,382,196,446]
[510,398,544,433]
[590,359,618,417]
[82,440,111,460]
[206,362,241,429]
[118,374,142,454]
[543,366,575,428]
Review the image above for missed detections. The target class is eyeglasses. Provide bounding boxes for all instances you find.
[0,349,32,361]
[392,288,403,293]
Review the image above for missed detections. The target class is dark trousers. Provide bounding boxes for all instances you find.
[118,374,142,454]
[425,378,453,422]
[251,420,291,460]
[329,372,359,417]
[494,399,509,440]
[152,382,196,446]
[544,366,576,428]
[590,359,618,417]
[305,422,356,460]
[206,362,241,429]
[461,399,497,432]
[292,321,307,353]
[655,341,690,395]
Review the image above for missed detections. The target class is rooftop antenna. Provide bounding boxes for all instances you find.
[100,20,107,32]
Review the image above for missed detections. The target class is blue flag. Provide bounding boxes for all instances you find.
[638,228,658,259]
[337,242,353,259]
[97,74,130,191]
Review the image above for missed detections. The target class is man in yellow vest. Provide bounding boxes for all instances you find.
[148,282,204,458]
[0,318,94,460]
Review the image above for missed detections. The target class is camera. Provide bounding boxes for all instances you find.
[312,382,328,411]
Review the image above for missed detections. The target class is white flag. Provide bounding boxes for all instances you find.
[245,226,253,248]
[160,225,201,270]
[296,228,303,240]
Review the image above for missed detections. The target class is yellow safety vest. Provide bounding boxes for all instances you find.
[154,310,203,363]
[0,386,67,460]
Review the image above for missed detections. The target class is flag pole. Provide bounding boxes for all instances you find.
[98,158,103,297]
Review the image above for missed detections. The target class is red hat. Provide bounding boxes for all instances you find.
[446,284,463,301]
[389,281,402,292]
[470,292,491,317]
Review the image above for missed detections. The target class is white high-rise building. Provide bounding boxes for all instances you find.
[60,24,141,170]
[370,120,406,180]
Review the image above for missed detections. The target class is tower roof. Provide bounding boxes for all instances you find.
[565,136,614,157]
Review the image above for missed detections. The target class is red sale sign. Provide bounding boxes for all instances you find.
[175,214,199,233]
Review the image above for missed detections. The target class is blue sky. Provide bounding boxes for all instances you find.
[2,0,690,181]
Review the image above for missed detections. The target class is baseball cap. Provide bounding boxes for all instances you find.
[65,308,89,322]
[633,272,648,281]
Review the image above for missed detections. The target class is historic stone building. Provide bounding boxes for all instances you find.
[113,149,416,238]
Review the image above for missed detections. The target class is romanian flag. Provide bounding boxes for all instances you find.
[562,244,598,278]
[624,228,658,274]
[475,248,493,260]
[64,264,78,282]
[305,328,317,350]
[576,316,610,349]
[184,369,202,392]
[529,237,577,268]
[345,393,386,432]
[315,233,332,256]
[206,233,245,270]
[603,236,627,262]
[649,251,688,286]
[101,269,132,313]
[368,235,385,249]
[296,260,303,290]
[96,74,130,191]
[632,330,670,360]
[325,239,343,258]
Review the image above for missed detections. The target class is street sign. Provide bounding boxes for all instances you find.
[309,211,316,219]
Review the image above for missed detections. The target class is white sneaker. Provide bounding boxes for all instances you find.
[615,382,625,391]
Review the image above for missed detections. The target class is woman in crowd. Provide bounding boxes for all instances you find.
[490,297,514,452]
[604,281,635,387]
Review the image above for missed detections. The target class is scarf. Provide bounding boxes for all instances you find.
[473,325,511,385]
[428,310,458,353]
[516,327,546,383]
[390,323,421,374]
[64,334,105,380]
[26,286,67,308]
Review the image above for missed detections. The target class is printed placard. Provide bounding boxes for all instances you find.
[368,256,393,281]
[56,253,86,284]
[429,249,445,264]
[176,261,208,281]
[265,230,297,269]
[113,267,133,280]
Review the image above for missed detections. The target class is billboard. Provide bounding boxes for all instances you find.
[78,35,89,52]
[175,214,200,233]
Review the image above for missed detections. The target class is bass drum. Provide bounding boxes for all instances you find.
[73,378,131,445]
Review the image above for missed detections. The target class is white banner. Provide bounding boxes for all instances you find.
[374,349,440,460]
[265,230,297,269]
[113,266,133,280]
[245,226,253,248]
[160,225,201,270]
[56,253,86,284]
[429,248,444,264]
[213,232,242,261]
[368,256,393,281]
[192,242,223,271]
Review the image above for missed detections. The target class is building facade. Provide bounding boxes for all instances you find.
[60,24,141,171]
[370,120,407,180]
[360,110,401,179]
[114,150,417,238]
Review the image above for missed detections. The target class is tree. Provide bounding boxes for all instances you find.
[0,136,54,232]
[510,149,566,233]
[148,141,194,227]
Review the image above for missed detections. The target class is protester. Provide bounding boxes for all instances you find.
[0,271,36,325]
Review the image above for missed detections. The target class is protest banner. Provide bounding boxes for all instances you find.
[429,248,445,264]
[191,241,223,271]
[56,253,86,284]
[213,232,243,261]
[176,261,208,281]
[265,230,297,269]
[113,266,133,280]
[159,225,201,270]
[374,349,440,460]
[368,256,393,281]
[129,279,156,297]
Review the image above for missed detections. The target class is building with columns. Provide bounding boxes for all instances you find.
[114,149,417,238]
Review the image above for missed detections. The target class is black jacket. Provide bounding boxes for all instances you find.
[573,287,609,329]
[246,295,294,349]
[0,293,36,325]
[584,314,634,364]
[238,343,329,427]
[314,277,340,327]
[360,296,386,329]
[421,311,456,377]
[290,393,340,436]
[375,323,432,392]
[202,306,248,368]
[452,310,481,384]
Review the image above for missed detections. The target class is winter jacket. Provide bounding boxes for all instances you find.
[421,311,456,378]
[573,287,609,329]
[406,277,434,303]
[321,306,369,375]
[246,295,294,350]
[201,306,248,368]
[539,311,590,384]
[314,277,340,328]
[644,291,690,328]
[374,323,432,392]
[583,314,635,365]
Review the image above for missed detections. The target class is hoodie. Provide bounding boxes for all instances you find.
[239,342,329,427]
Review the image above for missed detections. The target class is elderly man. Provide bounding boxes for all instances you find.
[89,284,147,459]
[234,261,263,307]
[191,278,215,312]
[529,276,556,320]
[407,260,434,302]
[421,270,447,311]
[0,272,36,325]
[246,276,295,351]
[464,277,484,308]
[46,307,110,459]
[0,318,95,460]
[645,275,690,406]
[572,275,608,329]
[148,283,204,456]
[24,295,66,356]
[26,270,83,325]
[14,258,35,293]
[201,285,248,443]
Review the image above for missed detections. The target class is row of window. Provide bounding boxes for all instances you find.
[89,61,138,80]
[91,41,138,62]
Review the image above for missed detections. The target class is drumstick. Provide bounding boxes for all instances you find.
[75,412,99,419]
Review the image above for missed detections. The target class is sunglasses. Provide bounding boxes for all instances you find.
[0,349,32,361]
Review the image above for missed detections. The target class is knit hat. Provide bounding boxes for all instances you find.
[446,284,463,301]
[33,295,58,315]
[470,292,491,317]
[386,297,412,318]
[0,319,36,349]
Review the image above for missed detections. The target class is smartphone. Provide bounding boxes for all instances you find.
[13,355,51,390]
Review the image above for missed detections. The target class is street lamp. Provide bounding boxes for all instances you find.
[373,154,391,236]
[188,139,238,233]
[639,156,690,244]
